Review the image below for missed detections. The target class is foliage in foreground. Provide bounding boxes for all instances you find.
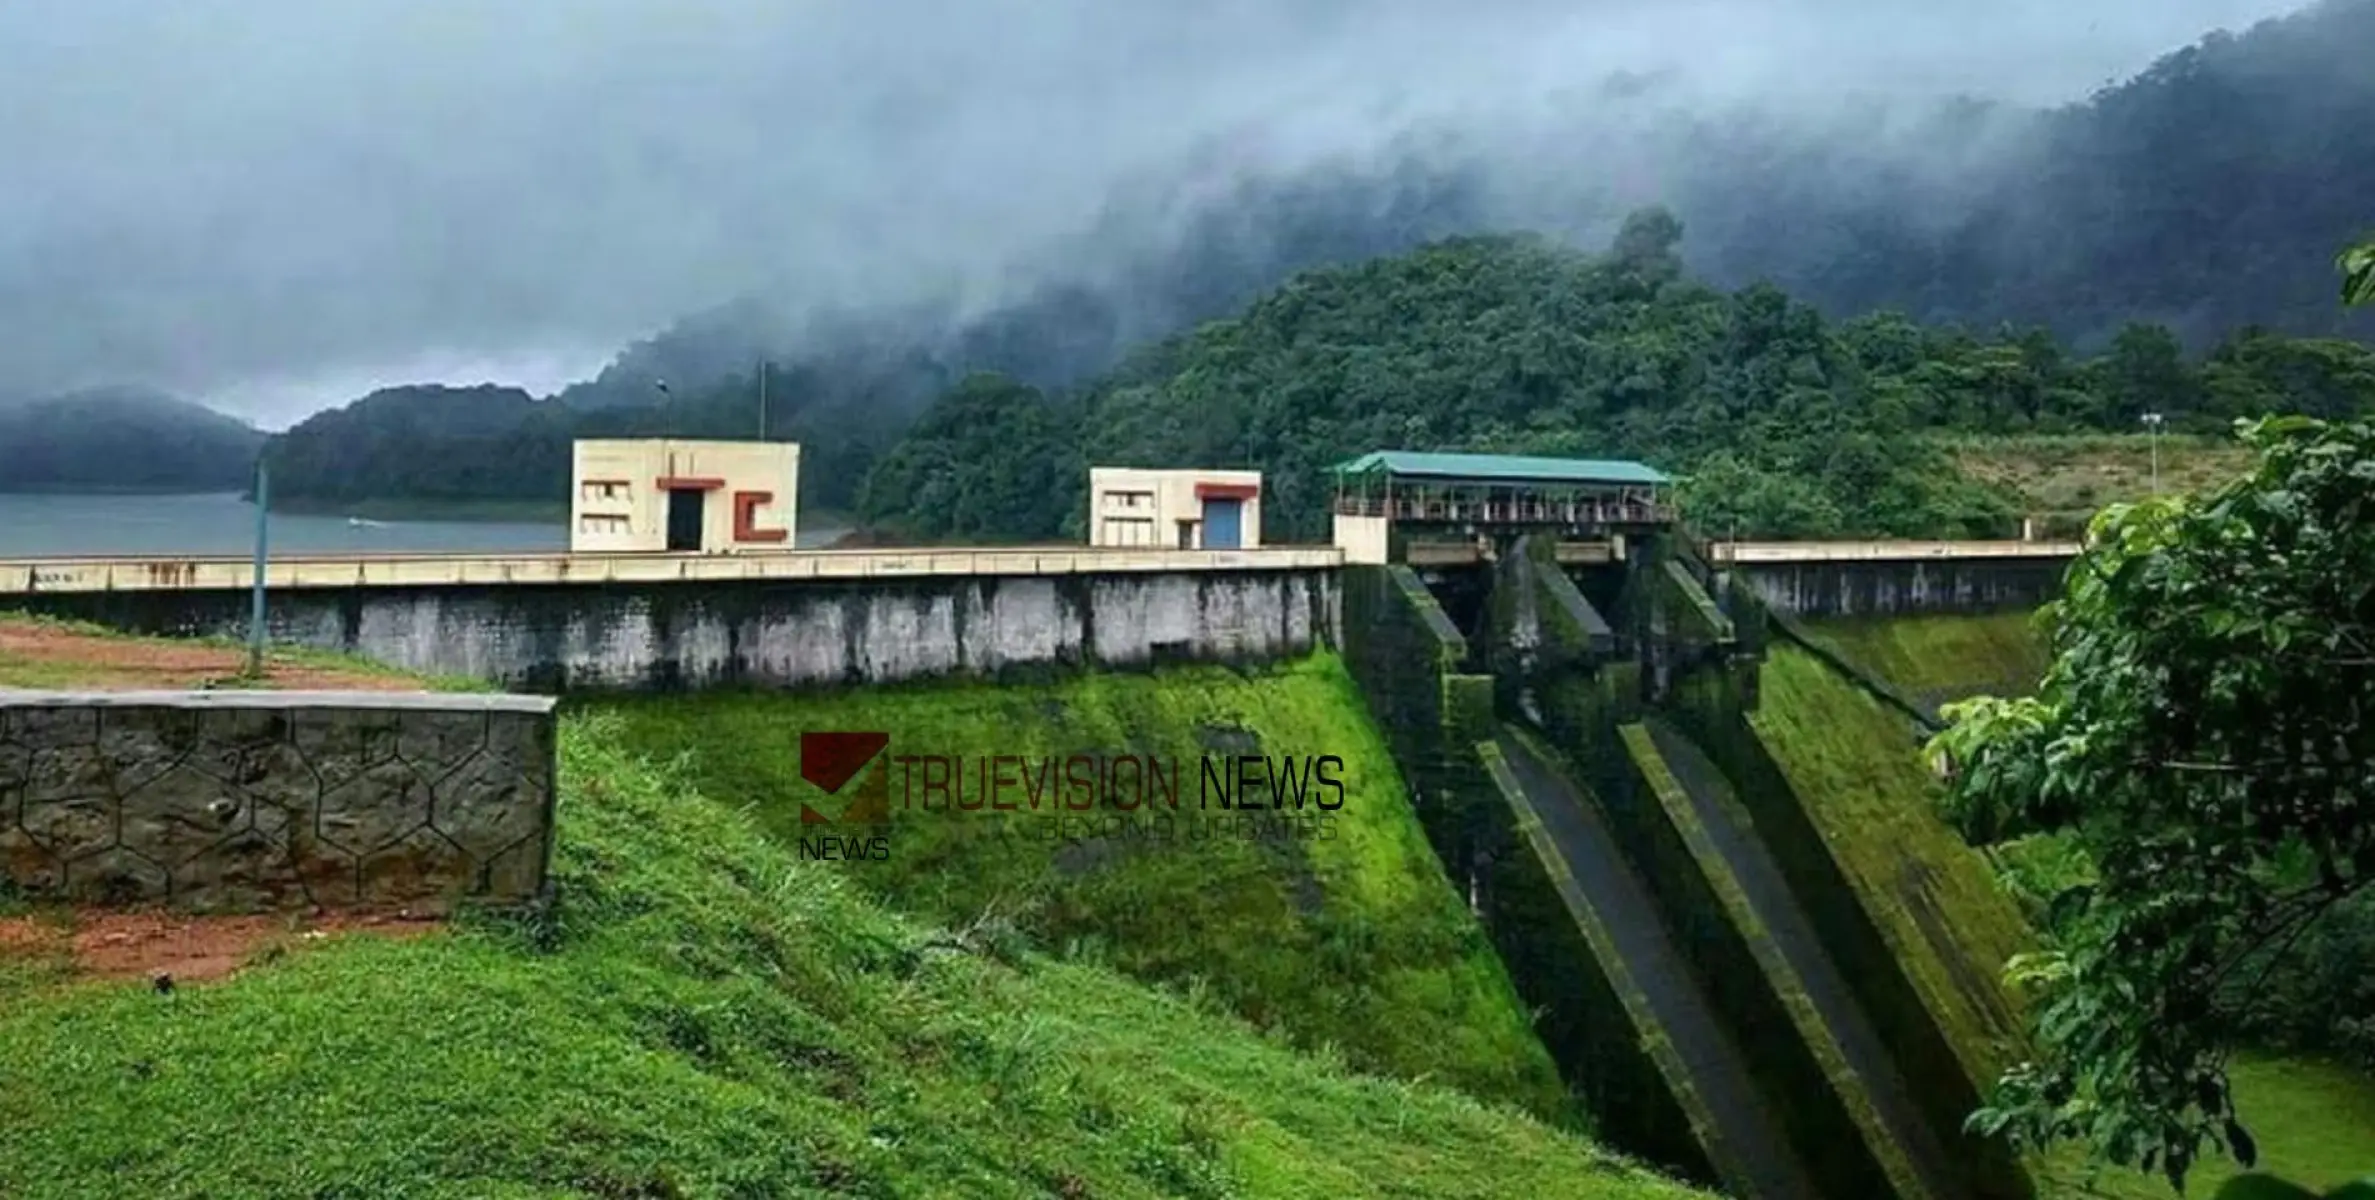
[1928,416,2375,1188]
[0,714,1704,1199]
[2343,238,2375,309]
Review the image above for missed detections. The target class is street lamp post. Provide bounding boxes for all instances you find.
[2142,411,2166,495]
[245,455,270,679]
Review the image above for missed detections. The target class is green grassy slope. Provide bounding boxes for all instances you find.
[1754,631,2375,1196]
[600,654,1574,1126]
[0,714,1706,1199]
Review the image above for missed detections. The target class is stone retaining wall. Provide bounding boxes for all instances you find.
[0,690,557,913]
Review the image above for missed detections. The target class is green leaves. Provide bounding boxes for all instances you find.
[1935,416,2375,1189]
[2340,239,2375,308]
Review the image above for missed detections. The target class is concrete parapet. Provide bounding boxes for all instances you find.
[0,690,557,913]
[1728,556,2071,619]
[0,546,1343,596]
[11,569,1340,693]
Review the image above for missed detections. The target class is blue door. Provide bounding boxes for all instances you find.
[1201,497,1242,549]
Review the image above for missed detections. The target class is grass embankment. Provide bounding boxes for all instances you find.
[600,654,1575,1127]
[0,715,1707,1198]
[1946,433,2253,534]
[1754,627,2375,1195]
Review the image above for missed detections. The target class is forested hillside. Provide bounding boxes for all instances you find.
[0,387,262,492]
[1704,0,2375,346]
[266,374,915,517]
[856,222,2375,543]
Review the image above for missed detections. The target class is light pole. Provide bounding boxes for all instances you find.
[2142,411,2165,495]
[245,454,270,679]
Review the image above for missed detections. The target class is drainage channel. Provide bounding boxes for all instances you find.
[1643,717,1973,1200]
[1497,729,1822,1200]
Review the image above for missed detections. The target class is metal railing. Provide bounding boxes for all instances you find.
[1332,495,1674,526]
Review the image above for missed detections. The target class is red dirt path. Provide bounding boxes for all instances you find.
[0,907,442,985]
[0,618,422,691]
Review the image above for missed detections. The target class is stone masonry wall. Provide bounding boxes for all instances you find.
[0,691,558,913]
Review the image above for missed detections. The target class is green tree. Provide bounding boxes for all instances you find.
[2094,323,2199,426]
[1927,414,2375,1189]
[1609,206,1685,288]
[855,373,1080,542]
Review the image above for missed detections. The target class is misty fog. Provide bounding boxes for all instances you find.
[0,0,2311,424]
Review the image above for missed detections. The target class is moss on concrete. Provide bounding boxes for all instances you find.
[599,652,1575,1128]
[1476,736,1718,1187]
[1750,648,2035,1095]
[1621,723,1938,1200]
[1598,722,1899,1200]
[1794,612,2051,712]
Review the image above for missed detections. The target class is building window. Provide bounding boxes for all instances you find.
[578,514,630,535]
[580,480,628,503]
[1101,517,1155,546]
[1104,489,1153,510]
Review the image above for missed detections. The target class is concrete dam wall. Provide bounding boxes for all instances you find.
[14,569,1340,692]
[1727,556,2069,619]
[1340,540,2040,1200]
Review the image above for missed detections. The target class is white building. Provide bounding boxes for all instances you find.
[571,439,799,554]
[1087,468,1263,550]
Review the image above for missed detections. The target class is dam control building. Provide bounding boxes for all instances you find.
[1087,467,1265,550]
[570,439,799,554]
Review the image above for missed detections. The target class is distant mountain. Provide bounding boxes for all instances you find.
[261,384,566,509]
[0,386,263,492]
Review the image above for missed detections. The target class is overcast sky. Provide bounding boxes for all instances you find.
[0,0,2310,426]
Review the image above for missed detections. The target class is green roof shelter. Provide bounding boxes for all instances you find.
[1329,450,1671,489]
[1328,450,1675,542]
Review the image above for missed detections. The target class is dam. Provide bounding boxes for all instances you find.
[0,535,2073,693]
[1,447,2087,1198]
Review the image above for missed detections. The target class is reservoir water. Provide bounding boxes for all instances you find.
[0,493,848,558]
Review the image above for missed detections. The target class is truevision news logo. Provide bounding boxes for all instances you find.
[795,731,1349,862]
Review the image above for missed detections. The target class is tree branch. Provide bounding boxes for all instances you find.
[2206,885,2347,992]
